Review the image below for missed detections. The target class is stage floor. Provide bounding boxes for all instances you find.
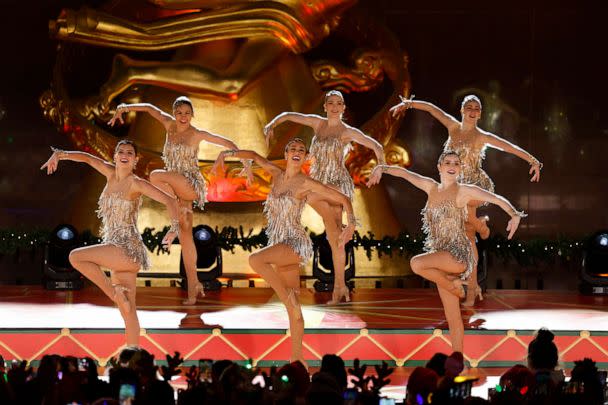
[1,286,608,370]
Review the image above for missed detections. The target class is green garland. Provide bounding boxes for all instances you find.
[0,227,585,265]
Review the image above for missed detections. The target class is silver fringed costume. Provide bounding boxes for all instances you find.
[421,198,476,280]
[263,187,313,266]
[97,191,150,271]
[444,138,495,193]
[309,135,354,200]
[162,139,207,209]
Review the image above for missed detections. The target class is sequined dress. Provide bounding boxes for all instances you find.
[421,191,476,280]
[162,139,207,208]
[444,137,495,193]
[263,181,313,265]
[310,134,354,200]
[97,191,150,271]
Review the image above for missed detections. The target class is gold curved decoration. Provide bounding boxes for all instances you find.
[49,1,353,53]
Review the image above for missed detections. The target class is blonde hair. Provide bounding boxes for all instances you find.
[324,90,344,103]
[284,137,307,152]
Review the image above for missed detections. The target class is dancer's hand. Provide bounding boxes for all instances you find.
[390,94,415,118]
[366,165,384,187]
[506,215,521,240]
[529,162,542,182]
[339,223,355,247]
[107,104,128,126]
[210,152,227,177]
[263,123,274,148]
[162,230,178,252]
[237,160,254,186]
[40,150,61,174]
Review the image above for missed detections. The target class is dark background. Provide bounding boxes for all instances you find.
[0,0,606,239]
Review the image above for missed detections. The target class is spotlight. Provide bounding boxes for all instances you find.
[311,232,355,292]
[180,225,222,291]
[43,224,83,290]
[580,230,608,295]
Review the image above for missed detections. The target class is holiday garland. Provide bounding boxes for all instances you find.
[0,227,585,265]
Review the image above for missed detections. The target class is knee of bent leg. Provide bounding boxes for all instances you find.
[249,252,263,269]
[68,248,82,267]
[410,256,423,275]
[149,169,164,184]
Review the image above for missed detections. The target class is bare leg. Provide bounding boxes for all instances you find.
[410,252,467,298]
[462,223,481,307]
[111,270,140,346]
[438,285,464,352]
[278,264,306,366]
[150,170,203,304]
[69,244,141,345]
[307,196,349,304]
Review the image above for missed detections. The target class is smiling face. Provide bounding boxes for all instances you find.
[114,142,138,171]
[437,153,461,180]
[324,93,345,119]
[173,103,194,127]
[460,96,482,124]
[284,139,308,169]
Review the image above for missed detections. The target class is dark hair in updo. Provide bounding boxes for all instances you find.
[114,139,138,155]
[172,96,194,112]
[284,137,307,152]
[437,150,460,165]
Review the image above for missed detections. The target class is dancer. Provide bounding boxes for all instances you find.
[264,90,385,304]
[367,151,525,352]
[214,138,356,366]
[40,140,179,346]
[391,95,542,305]
[108,97,251,304]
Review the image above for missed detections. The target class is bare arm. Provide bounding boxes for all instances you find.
[460,184,526,239]
[213,149,281,178]
[480,132,543,182]
[195,129,239,150]
[264,112,322,146]
[367,164,435,194]
[132,177,180,249]
[40,148,114,178]
[343,127,386,165]
[108,103,173,129]
[391,99,459,130]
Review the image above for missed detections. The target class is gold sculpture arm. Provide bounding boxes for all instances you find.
[49,2,351,53]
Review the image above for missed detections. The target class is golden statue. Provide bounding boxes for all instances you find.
[41,0,412,276]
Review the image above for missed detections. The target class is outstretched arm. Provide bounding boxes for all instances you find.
[480,132,543,182]
[263,112,322,147]
[212,149,281,178]
[40,148,114,178]
[366,164,435,194]
[343,127,386,165]
[133,178,180,250]
[390,99,459,130]
[460,184,526,239]
[302,177,357,247]
[195,129,239,150]
[108,103,173,128]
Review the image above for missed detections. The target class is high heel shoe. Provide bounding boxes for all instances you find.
[182,282,205,305]
[112,284,132,313]
[462,285,483,307]
[286,288,303,320]
[327,286,351,305]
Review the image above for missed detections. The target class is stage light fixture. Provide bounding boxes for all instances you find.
[311,232,355,292]
[580,230,608,295]
[180,225,223,291]
[43,224,83,290]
